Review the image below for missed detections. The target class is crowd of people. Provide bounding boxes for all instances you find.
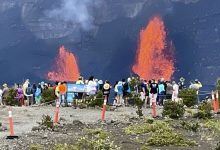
[0,76,203,107]
[73,76,203,107]
[0,79,53,106]
[111,77,202,107]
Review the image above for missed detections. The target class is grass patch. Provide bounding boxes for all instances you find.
[125,119,197,147]
[29,144,43,150]
[147,129,197,146]
[77,128,120,150]
[52,144,78,150]
[203,120,220,131]
[125,120,171,135]
[180,120,200,132]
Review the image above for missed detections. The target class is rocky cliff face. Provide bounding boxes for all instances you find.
[0,0,220,85]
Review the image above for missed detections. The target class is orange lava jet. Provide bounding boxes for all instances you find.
[47,46,80,82]
[132,16,175,80]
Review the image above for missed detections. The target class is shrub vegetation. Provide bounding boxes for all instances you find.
[179,89,197,107]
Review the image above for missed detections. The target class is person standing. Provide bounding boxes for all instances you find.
[102,80,111,103]
[113,81,119,106]
[149,79,158,107]
[0,87,3,106]
[35,85,42,105]
[59,82,67,106]
[166,81,173,99]
[140,79,149,107]
[122,78,131,106]
[25,83,33,106]
[98,80,104,91]
[172,81,179,102]
[76,77,84,99]
[16,85,24,106]
[87,76,97,95]
[55,82,61,103]
[117,81,124,106]
[22,79,30,105]
[32,84,37,105]
[158,79,166,106]
[76,76,84,84]
[189,79,202,103]
[178,77,185,90]
[2,83,9,105]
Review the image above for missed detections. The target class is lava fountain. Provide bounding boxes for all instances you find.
[47,46,80,82]
[132,16,175,80]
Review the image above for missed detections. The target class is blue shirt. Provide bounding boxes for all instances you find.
[158,83,165,94]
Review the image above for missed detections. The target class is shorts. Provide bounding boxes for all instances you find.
[117,93,123,97]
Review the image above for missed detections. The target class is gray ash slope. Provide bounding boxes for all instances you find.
[0,0,220,86]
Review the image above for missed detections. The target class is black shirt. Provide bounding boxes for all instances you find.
[150,83,158,94]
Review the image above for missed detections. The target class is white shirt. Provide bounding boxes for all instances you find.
[114,84,118,92]
[173,84,179,93]
[87,80,97,94]
[0,89,3,97]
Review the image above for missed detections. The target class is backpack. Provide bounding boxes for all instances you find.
[26,87,32,95]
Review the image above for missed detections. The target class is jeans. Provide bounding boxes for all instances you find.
[59,94,66,105]
[158,91,165,105]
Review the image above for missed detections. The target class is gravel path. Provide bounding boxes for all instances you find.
[0,106,163,138]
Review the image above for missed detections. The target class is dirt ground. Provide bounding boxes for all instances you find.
[0,106,219,150]
[0,106,162,138]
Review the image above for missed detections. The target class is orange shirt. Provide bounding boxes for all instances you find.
[59,84,67,94]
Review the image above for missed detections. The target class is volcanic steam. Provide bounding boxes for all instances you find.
[47,46,80,82]
[132,16,175,80]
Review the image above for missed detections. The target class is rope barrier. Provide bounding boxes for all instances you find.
[40,92,213,105]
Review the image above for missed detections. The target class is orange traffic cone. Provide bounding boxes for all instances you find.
[152,95,157,118]
[101,96,107,122]
[216,91,219,113]
[6,107,18,139]
[54,100,60,124]
[211,91,217,113]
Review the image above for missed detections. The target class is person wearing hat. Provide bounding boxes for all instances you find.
[76,77,84,99]
[178,77,185,90]
[2,83,9,105]
[76,76,84,85]
[102,80,111,103]
[98,80,104,91]
[189,79,202,103]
